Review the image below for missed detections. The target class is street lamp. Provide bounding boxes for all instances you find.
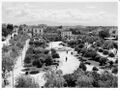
[12,65,14,87]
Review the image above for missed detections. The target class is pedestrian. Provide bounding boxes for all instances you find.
[25,72,28,75]
[66,50,68,54]
[66,57,67,62]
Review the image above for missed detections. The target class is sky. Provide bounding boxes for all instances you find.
[2,2,118,26]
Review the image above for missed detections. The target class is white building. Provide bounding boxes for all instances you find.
[61,30,72,39]
[22,26,44,37]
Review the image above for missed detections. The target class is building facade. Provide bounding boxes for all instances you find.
[61,30,72,40]
[22,26,44,37]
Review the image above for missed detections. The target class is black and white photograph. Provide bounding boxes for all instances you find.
[1,0,119,88]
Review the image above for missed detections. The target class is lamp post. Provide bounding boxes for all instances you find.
[12,65,14,87]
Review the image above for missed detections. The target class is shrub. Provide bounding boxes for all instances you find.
[94,39,104,47]
[21,68,30,72]
[99,57,108,66]
[112,67,118,74]
[98,48,103,52]
[45,55,53,66]
[90,71,100,87]
[32,60,42,68]
[75,47,82,53]
[78,44,84,48]
[30,71,39,74]
[79,63,87,71]
[108,61,114,66]
[114,42,118,49]
[83,49,97,59]
[16,42,24,49]
[44,50,49,54]
[33,49,42,55]
[94,55,101,62]
[24,56,31,64]
[15,75,39,88]
[109,53,115,57]
[51,48,56,54]
[26,47,34,55]
[103,50,109,55]
[34,41,44,47]
[115,59,118,64]
[52,53,60,58]
[29,41,34,45]
[80,47,88,55]
[92,66,99,72]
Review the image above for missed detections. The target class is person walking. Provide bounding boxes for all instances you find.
[25,72,28,75]
[66,50,68,54]
[66,57,67,62]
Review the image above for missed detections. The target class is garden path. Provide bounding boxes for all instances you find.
[5,39,30,87]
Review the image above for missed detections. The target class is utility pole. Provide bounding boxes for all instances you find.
[12,65,14,87]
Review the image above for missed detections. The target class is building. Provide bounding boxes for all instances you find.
[22,25,44,37]
[71,35,79,41]
[32,26,44,36]
[44,32,60,41]
[61,30,72,40]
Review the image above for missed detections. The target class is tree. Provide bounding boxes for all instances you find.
[103,50,109,55]
[51,48,56,54]
[94,55,101,62]
[24,56,31,64]
[7,24,13,30]
[2,55,14,72]
[79,63,87,71]
[83,49,97,59]
[99,57,108,66]
[15,75,39,88]
[44,70,65,88]
[76,75,93,87]
[2,45,9,53]
[112,67,118,74]
[98,71,118,87]
[2,54,15,87]
[99,29,110,39]
[45,55,53,66]
[63,74,76,87]
[32,60,42,68]
[109,53,115,57]
[2,24,14,37]
[102,40,115,50]
[92,66,99,72]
